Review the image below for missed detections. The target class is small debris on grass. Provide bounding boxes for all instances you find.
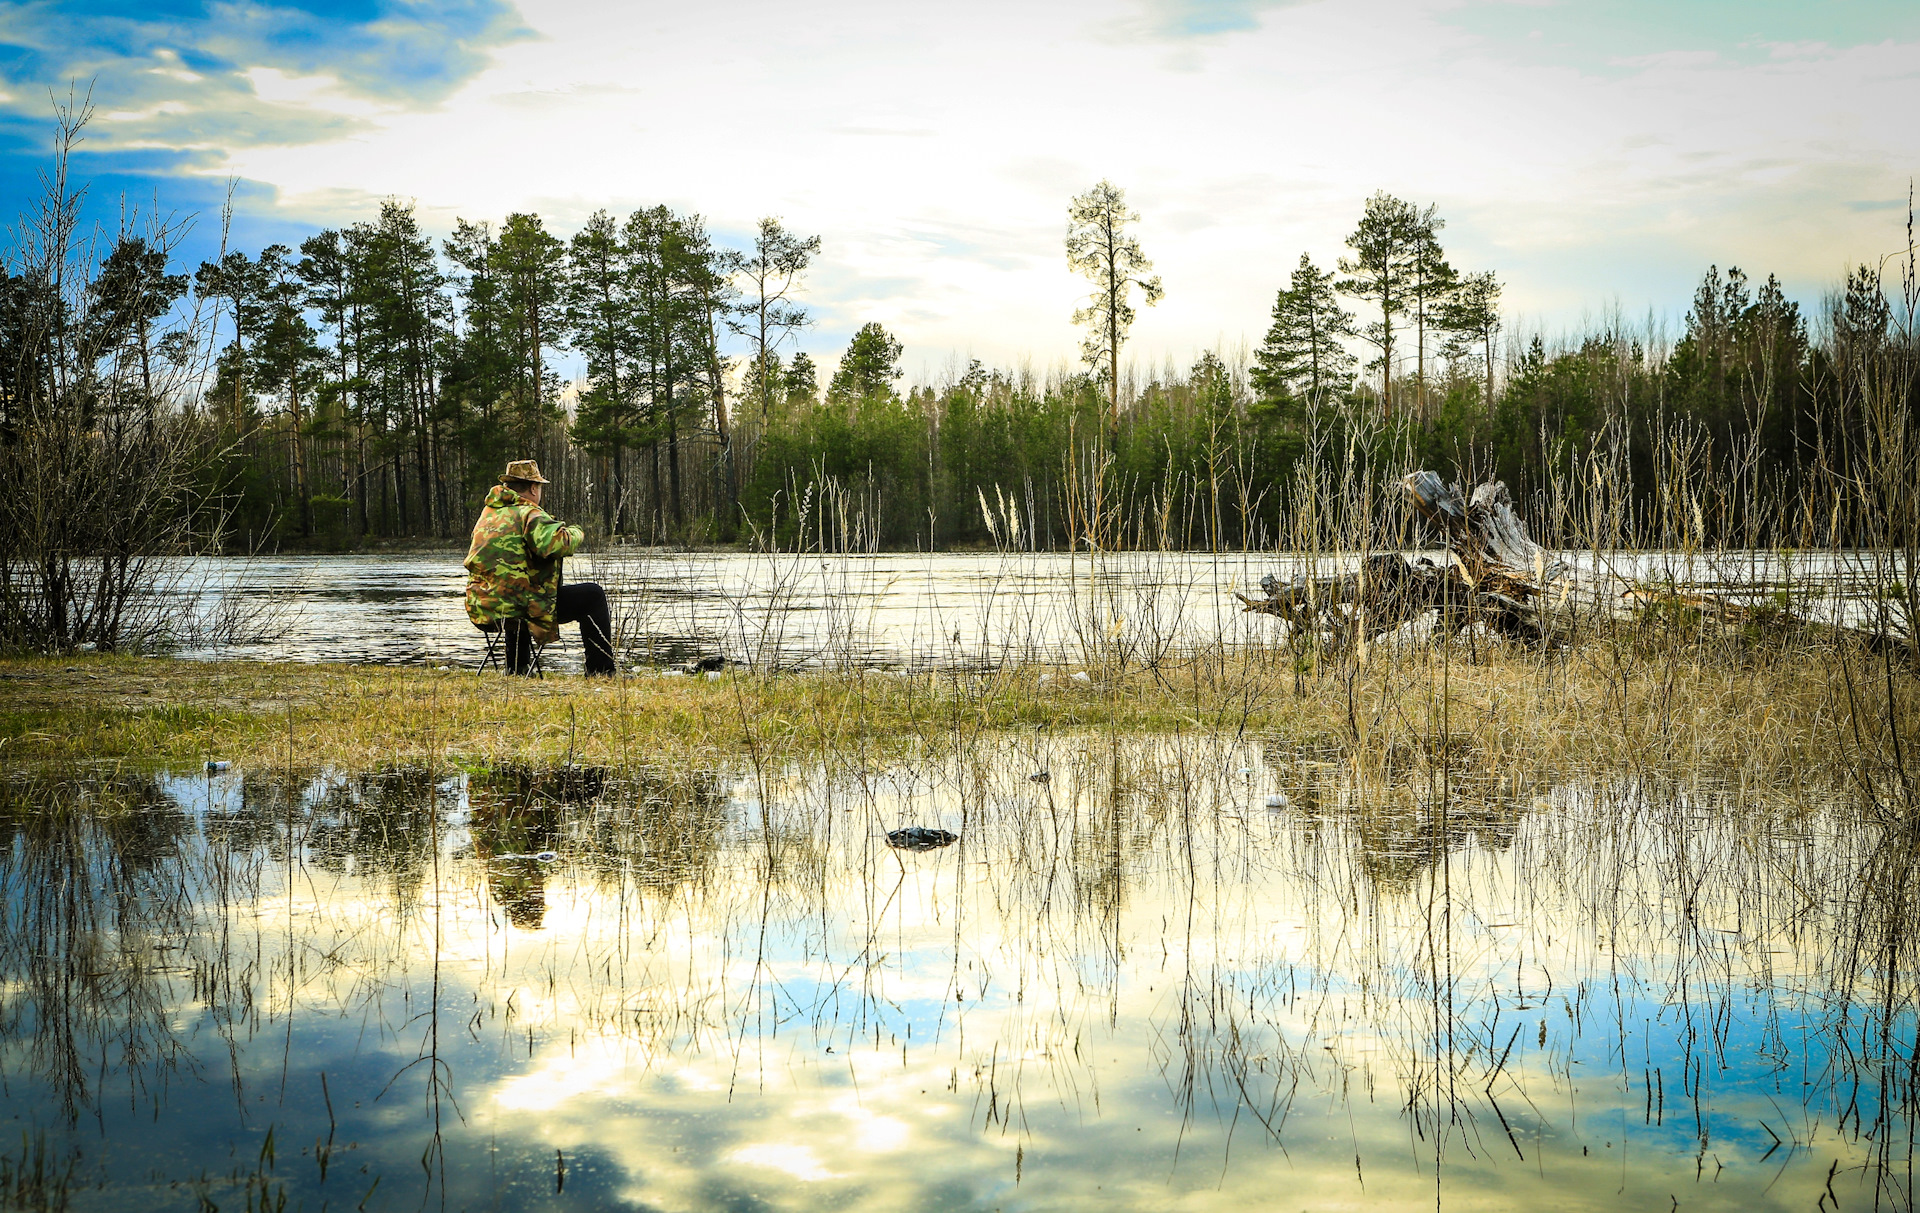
[1264,793,1289,809]
[205,760,230,773]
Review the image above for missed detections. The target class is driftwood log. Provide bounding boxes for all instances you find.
[1233,473,1565,649]
[1237,471,1908,654]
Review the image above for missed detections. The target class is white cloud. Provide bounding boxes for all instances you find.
[176,0,1920,368]
[243,67,391,119]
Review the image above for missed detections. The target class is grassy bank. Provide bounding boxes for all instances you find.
[2,649,1909,801]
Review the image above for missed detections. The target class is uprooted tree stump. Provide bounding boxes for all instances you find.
[1237,471,1908,656]
[1235,472,1562,650]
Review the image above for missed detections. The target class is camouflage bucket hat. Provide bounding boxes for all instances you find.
[501,459,550,484]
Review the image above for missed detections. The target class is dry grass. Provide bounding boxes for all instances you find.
[1,646,1906,798]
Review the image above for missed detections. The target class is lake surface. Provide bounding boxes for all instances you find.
[172,548,1903,673]
[1,739,1909,1211]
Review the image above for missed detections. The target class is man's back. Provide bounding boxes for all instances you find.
[465,483,581,644]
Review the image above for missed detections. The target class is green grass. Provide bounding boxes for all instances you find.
[1,648,1907,798]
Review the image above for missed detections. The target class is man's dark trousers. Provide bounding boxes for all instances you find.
[505,582,615,675]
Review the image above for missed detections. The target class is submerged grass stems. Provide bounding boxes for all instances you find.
[2,730,1917,1207]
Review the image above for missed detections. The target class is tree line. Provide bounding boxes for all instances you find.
[6,130,1917,569]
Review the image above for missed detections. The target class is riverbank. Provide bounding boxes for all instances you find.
[2,651,1905,795]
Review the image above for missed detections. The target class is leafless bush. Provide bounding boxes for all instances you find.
[0,92,268,654]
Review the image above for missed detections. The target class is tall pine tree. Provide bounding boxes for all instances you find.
[1406,204,1456,420]
[729,218,820,421]
[565,209,640,532]
[1252,254,1355,406]
[1337,191,1423,413]
[1439,270,1501,414]
[1066,180,1161,434]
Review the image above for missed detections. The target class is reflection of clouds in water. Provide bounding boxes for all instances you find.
[726,1096,914,1176]
[491,1039,636,1113]
[3,746,1910,1211]
[729,1142,839,1181]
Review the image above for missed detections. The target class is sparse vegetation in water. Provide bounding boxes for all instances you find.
[0,1130,81,1213]
[0,723,1914,1209]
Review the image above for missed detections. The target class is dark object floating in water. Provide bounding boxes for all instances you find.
[887,827,958,851]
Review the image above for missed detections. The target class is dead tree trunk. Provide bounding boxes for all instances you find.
[1234,473,1556,648]
[1238,471,1902,653]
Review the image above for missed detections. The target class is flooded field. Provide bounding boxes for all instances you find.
[172,548,1904,673]
[3,738,1912,1211]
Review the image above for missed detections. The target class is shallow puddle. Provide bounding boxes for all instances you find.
[1,740,1913,1210]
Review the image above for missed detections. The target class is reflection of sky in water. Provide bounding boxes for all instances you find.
[0,742,1910,1210]
[163,548,1905,673]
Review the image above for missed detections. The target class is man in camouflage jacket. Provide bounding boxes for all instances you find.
[465,460,615,675]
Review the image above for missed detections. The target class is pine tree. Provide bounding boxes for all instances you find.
[444,218,517,512]
[82,235,187,420]
[252,244,325,536]
[784,352,819,407]
[1251,254,1355,406]
[1835,263,1889,372]
[1406,205,1456,419]
[740,351,782,414]
[360,202,451,534]
[729,218,820,421]
[828,322,903,402]
[194,249,269,431]
[565,209,639,531]
[623,205,726,533]
[1336,191,1423,412]
[1439,270,1501,413]
[1066,180,1162,433]
[672,212,739,460]
[299,227,371,532]
[494,212,566,456]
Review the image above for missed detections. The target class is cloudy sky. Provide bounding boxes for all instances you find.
[1,0,1915,378]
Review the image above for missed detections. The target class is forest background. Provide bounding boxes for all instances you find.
[6,100,1916,558]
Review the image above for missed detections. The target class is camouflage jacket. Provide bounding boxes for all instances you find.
[464,485,583,644]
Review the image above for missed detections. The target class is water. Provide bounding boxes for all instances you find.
[173,550,1278,673]
[173,548,1904,673]
[3,742,1911,1211]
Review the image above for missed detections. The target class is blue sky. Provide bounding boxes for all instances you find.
[1,0,1915,377]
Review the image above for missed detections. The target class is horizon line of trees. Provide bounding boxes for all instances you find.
[6,134,1918,559]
